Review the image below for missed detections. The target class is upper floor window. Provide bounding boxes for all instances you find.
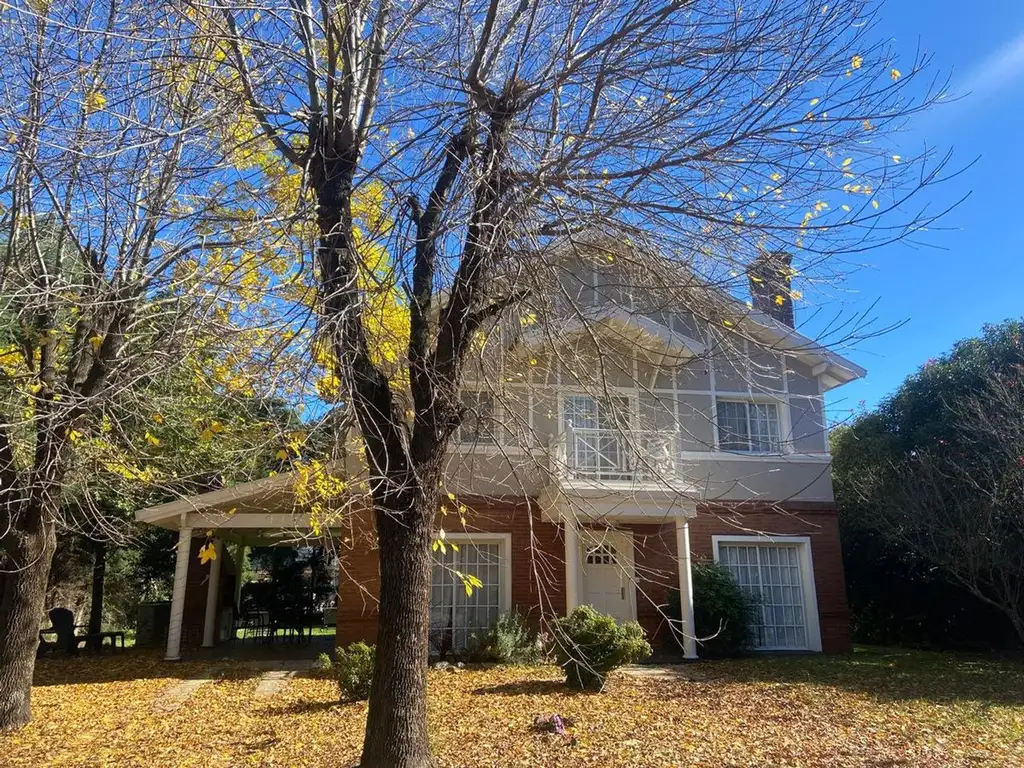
[716,399,782,453]
[459,391,496,445]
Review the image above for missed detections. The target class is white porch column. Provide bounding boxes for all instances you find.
[165,526,193,661]
[564,515,580,614]
[233,542,247,613]
[201,538,223,648]
[675,516,698,660]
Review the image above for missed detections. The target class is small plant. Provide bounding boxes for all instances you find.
[319,642,376,701]
[551,605,652,691]
[667,561,759,657]
[467,611,542,664]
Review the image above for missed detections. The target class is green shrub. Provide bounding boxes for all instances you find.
[467,612,542,664]
[551,605,652,690]
[667,561,758,657]
[319,642,376,701]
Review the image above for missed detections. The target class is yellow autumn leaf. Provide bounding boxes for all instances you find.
[841,158,852,168]
[151,413,164,424]
[809,98,820,106]
[144,432,160,446]
[89,334,103,353]
[871,199,879,209]
[892,154,902,164]
[85,91,107,112]
[198,543,217,565]
[891,68,901,81]
[774,295,785,306]
[851,54,863,69]
[276,448,289,460]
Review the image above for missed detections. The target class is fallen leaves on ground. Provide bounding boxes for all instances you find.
[2,647,1023,767]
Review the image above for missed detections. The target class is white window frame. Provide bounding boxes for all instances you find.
[430,532,513,628]
[711,534,822,652]
[713,397,788,455]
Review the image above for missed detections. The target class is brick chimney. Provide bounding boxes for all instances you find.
[747,251,795,327]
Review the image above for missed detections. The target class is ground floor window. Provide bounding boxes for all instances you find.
[428,536,509,653]
[713,536,821,652]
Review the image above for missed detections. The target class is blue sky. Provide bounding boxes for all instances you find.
[821,0,1024,422]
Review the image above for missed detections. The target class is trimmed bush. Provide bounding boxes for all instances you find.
[468,611,542,664]
[668,561,758,657]
[551,605,652,690]
[318,642,376,701]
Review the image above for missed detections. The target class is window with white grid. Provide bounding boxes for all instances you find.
[586,544,617,565]
[716,399,781,453]
[458,391,496,445]
[429,542,502,651]
[717,543,808,650]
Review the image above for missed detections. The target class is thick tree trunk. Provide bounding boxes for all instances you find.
[86,539,106,650]
[0,526,57,731]
[359,495,435,768]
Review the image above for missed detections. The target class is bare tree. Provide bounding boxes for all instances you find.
[0,1,274,730]
[199,0,952,764]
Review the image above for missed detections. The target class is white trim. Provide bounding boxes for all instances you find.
[435,532,513,617]
[711,534,822,653]
[677,450,831,464]
[564,518,581,613]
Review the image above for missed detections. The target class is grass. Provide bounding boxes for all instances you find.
[2,646,1022,767]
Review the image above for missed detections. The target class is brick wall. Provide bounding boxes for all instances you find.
[335,499,851,655]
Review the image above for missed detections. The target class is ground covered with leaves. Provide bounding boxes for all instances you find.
[2,646,1022,767]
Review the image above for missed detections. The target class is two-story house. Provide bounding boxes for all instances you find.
[137,240,863,659]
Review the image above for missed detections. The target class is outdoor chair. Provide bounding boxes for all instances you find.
[38,607,126,655]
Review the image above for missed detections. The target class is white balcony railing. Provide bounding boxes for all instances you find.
[554,427,678,483]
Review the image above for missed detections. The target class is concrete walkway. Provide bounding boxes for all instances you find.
[152,667,222,713]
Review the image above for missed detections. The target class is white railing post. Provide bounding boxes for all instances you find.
[675,517,698,659]
[564,515,580,614]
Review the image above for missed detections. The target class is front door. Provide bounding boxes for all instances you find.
[580,529,636,623]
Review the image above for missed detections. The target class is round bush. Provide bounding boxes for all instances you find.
[551,605,652,690]
[321,641,376,701]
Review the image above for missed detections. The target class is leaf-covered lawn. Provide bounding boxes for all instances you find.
[3,646,1023,767]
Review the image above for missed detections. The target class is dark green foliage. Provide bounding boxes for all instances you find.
[466,612,542,664]
[319,642,376,701]
[832,319,1024,650]
[668,561,758,657]
[551,605,652,691]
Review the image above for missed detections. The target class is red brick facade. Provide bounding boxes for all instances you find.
[337,499,852,654]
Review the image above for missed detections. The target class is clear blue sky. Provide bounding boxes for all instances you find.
[822,0,1024,423]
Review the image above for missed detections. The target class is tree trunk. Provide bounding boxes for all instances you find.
[0,526,57,731]
[359,494,434,768]
[87,539,106,650]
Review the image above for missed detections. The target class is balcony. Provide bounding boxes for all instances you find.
[551,427,680,486]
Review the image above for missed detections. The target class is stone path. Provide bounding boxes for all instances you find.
[152,667,222,713]
[152,659,315,712]
[621,663,707,682]
[253,659,314,698]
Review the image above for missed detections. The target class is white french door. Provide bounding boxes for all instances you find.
[428,541,503,652]
[716,539,818,651]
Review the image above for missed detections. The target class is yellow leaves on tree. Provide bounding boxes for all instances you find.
[293,459,347,535]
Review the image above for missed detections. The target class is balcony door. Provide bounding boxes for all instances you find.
[563,394,632,480]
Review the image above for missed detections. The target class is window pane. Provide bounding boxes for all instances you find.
[749,403,781,453]
[716,401,750,451]
[458,392,496,444]
[718,542,808,650]
[430,542,502,652]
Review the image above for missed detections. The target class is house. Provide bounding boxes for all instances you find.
[137,240,863,659]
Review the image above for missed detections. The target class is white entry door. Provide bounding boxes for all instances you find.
[580,529,636,623]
